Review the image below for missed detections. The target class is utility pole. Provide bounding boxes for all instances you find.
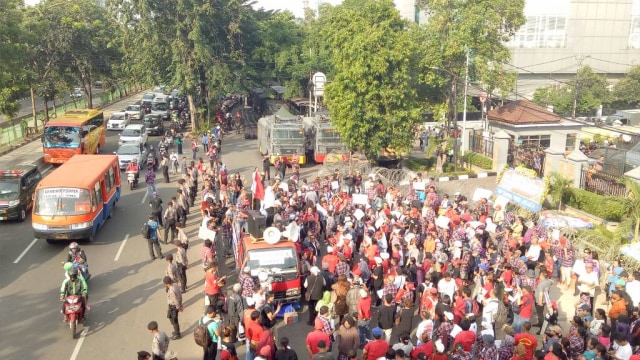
[461,48,470,163]
[572,55,587,119]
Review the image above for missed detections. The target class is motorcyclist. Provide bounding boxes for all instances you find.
[126,158,140,183]
[67,242,90,280]
[60,268,88,321]
[148,145,158,171]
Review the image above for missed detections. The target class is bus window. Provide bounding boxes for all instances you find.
[104,168,114,194]
[94,181,103,204]
[91,114,104,127]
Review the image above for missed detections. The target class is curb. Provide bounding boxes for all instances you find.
[436,171,497,182]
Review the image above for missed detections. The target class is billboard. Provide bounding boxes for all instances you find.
[495,168,546,212]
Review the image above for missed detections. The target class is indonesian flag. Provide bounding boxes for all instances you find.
[251,168,265,201]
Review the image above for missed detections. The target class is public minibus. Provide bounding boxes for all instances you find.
[42,109,106,164]
[32,155,121,243]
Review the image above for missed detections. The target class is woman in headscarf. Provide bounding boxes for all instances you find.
[315,290,335,318]
[332,275,350,324]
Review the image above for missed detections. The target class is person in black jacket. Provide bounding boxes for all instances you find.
[372,294,397,343]
[275,337,298,360]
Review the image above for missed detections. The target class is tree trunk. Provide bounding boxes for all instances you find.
[635,219,639,243]
[44,97,50,123]
[63,95,67,112]
[52,98,57,117]
[87,82,93,109]
[30,86,38,132]
[188,94,198,131]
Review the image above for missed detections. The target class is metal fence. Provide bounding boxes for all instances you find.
[580,164,627,197]
[469,129,494,158]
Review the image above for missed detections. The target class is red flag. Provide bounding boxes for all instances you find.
[252,169,264,201]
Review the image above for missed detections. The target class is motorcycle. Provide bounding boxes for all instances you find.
[127,170,138,190]
[63,295,85,339]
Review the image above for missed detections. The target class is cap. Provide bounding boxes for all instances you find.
[246,297,256,306]
[482,334,495,346]
[371,327,383,338]
[551,301,558,309]
[310,266,320,275]
[243,266,251,273]
[380,252,390,260]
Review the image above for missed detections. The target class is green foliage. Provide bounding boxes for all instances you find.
[616,177,640,242]
[462,152,493,169]
[405,156,436,171]
[322,0,420,159]
[566,188,625,222]
[533,66,609,117]
[610,65,640,109]
[548,172,574,210]
[0,0,28,120]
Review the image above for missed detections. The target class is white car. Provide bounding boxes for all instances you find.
[70,88,83,99]
[118,124,148,147]
[124,104,143,121]
[107,112,130,130]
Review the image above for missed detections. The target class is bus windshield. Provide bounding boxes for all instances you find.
[34,188,92,216]
[247,248,298,272]
[43,126,81,149]
[0,179,19,199]
[272,129,304,140]
[318,129,342,141]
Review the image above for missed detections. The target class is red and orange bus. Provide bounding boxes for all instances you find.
[32,155,121,243]
[42,109,106,164]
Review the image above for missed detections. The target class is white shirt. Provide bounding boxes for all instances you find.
[626,280,640,309]
[526,245,541,261]
[614,343,632,360]
[262,186,275,209]
[415,319,433,343]
[482,298,500,324]
[578,270,599,296]
[437,278,457,300]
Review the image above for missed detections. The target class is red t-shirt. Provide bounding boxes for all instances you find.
[514,333,538,360]
[364,339,389,360]
[410,341,434,359]
[358,296,372,320]
[322,254,339,273]
[246,320,264,342]
[205,271,220,295]
[452,330,476,352]
[519,293,534,319]
[306,330,330,359]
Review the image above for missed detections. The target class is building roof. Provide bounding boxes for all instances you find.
[487,100,562,125]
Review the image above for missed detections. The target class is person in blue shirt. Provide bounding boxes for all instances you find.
[147,214,164,260]
[202,133,209,152]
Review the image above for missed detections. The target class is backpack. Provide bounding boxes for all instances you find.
[494,300,508,324]
[141,222,151,239]
[465,299,480,317]
[194,319,215,347]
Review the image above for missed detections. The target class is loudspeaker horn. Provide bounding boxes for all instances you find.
[283,221,300,243]
[263,227,281,245]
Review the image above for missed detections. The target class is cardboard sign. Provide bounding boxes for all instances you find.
[472,188,493,202]
[353,209,365,220]
[436,215,450,229]
[413,182,426,191]
[331,181,340,190]
[352,194,368,205]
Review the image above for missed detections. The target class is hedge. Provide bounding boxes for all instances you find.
[566,188,625,222]
[463,152,493,170]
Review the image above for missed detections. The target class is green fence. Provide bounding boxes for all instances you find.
[0,86,141,153]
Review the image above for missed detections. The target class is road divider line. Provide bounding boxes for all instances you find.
[69,326,90,360]
[141,191,148,204]
[13,238,38,264]
[114,234,129,261]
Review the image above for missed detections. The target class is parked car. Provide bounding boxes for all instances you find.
[94,81,103,89]
[124,104,144,121]
[70,88,83,99]
[107,112,130,130]
[115,143,147,170]
[118,124,148,147]
[143,114,165,136]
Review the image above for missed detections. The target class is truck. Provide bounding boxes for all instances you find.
[302,114,349,164]
[257,104,306,165]
[235,228,302,303]
[606,109,640,126]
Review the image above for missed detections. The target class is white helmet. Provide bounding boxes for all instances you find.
[69,242,79,250]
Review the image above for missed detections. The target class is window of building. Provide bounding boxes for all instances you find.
[509,0,570,48]
[631,0,640,49]
[518,135,551,148]
[565,133,577,151]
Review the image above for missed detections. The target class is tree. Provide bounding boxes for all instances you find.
[533,66,609,117]
[415,0,525,128]
[610,65,640,109]
[322,0,421,159]
[617,177,640,242]
[0,0,28,129]
[549,172,574,210]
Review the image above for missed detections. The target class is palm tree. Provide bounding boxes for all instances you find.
[617,177,640,242]
[549,172,574,210]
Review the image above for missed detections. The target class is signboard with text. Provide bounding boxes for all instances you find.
[495,169,545,212]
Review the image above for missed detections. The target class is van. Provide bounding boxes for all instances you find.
[0,165,42,222]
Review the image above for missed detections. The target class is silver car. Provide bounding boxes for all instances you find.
[124,104,144,121]
[116,143,146,170]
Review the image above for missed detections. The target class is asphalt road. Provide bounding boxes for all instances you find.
[0,88,105,125]
[0,94,500,359]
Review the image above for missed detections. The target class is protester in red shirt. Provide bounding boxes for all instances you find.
[204,263,226,311]
[306,322,331,360]
[246,310,265,359]
[410,332,434,359]
[363,327,389,360]
[452,319,476,352]
[514,321,538,360]
[321,247,339,274]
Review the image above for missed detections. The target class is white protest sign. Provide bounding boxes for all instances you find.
[494,195,509,209]
[436,215,450,229]
[472,188,493,202]
[352,194,368,205]
[353,209,365,220]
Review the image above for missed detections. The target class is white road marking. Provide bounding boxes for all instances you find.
[13,238,38,264]
[141,191,148,204]
[69,326,90,360]
[114,234,129,261]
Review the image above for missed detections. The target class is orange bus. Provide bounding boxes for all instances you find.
[42,109,106,164]
[32,155,121,243]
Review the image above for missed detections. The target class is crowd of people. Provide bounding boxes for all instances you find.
[128,106,640,360]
